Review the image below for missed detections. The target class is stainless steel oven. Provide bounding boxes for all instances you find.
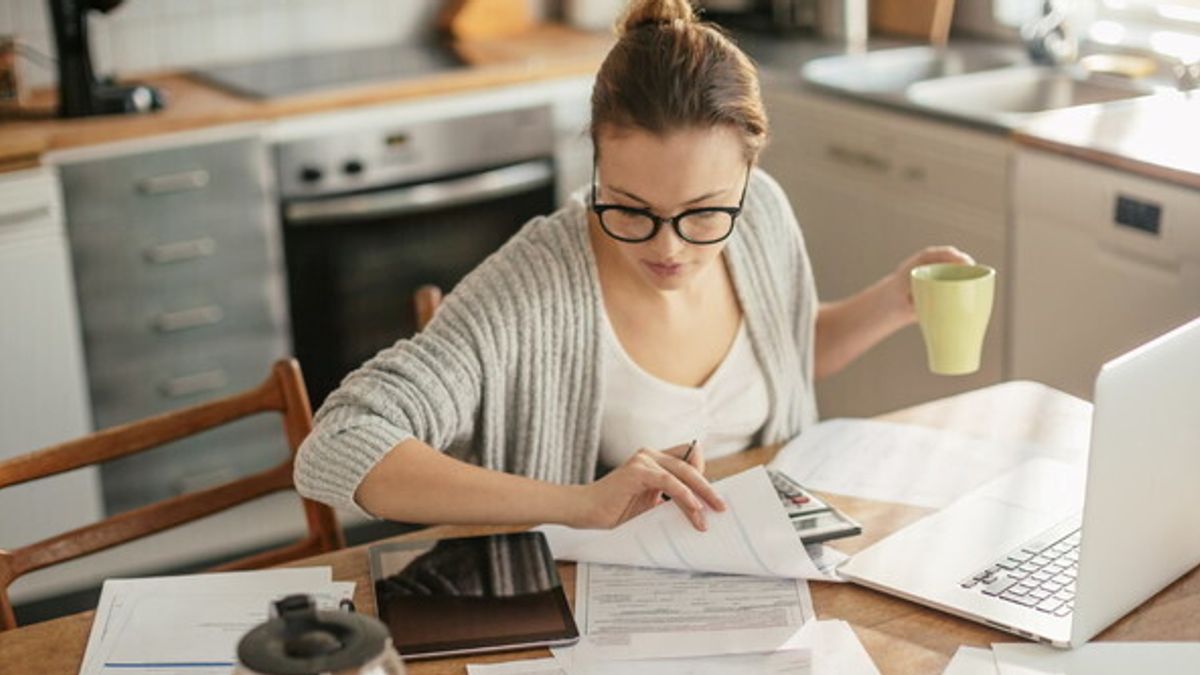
[276,106,557,406]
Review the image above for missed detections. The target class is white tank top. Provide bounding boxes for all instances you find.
[597,310,770,470]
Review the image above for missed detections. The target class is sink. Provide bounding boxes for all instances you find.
[802,45,1025,95]
[800,46,1161,130]
[905,66,1154,119]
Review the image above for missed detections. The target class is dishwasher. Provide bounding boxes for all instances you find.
[1010,149,1200,400]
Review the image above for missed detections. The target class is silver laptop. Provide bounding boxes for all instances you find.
[839,316,1200,648]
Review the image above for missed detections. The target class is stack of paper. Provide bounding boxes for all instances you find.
[944,642,1200,675]
[482,468,879,673]
[79,567,354,675]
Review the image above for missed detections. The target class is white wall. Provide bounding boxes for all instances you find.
[0,0,550,89]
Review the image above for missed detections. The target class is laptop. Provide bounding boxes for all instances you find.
[839,316,1200,648]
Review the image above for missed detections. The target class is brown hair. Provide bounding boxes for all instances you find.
[590,0,768,161]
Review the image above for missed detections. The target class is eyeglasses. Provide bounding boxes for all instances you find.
[589,162,751,245]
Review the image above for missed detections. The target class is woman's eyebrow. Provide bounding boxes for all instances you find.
[609,185,730,207]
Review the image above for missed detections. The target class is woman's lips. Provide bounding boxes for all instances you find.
[643,260,685,278]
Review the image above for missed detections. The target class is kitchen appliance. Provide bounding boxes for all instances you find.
[235,595,406,675]
[1011,149,1200,400]
[48,0,164,117]
[277,105,557,406]
[193,41,466,101]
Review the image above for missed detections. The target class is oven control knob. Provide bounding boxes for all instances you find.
[343,159,365,176]
[299,166,323,183]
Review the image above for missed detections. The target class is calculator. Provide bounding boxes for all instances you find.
[768,469,863,545]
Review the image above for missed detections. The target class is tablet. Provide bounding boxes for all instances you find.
[369,532,579,659]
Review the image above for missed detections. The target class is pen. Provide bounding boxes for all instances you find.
[662,440,699,503]
[682,439,697,464]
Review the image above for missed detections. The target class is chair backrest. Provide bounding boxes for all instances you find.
[0,359,345,631]
[414,284,443,331]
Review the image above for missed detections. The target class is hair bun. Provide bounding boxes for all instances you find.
[617,0,696,36]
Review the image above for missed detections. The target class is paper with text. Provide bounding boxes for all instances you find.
[466,658,565,675]
[79,568,352,675]
[566,561,814,661]
[540,467,832,579]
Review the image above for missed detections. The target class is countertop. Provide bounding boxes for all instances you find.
[1013,94,1200,190]
[0,24,613,169]
[740,30,1200,188]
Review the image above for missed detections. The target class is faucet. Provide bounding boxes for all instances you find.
[1021,0,1079,67]
[1173,57,1200,95]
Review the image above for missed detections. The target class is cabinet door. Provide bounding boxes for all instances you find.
[761,87,1009,417]
[0,168,102,553]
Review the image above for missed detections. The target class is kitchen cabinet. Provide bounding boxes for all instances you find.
[0,167,103,553]
[760,85,1011,418]
[1011,149,1200,399]
[55,130,291,515]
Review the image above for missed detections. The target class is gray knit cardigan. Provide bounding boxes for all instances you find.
[294,169,819,516]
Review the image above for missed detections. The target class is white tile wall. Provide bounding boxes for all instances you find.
[4,0,552,89]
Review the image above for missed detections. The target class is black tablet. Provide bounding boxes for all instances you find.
[368,532,579,660]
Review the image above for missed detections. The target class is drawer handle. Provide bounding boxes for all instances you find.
[137,169,211,196]
[825,143,891,173]
[0,206,52,228]
[153,305,225,333]
[144,237,217,264]
[160,369,228,398]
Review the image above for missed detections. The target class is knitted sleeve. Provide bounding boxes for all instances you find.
[292,222,537,516]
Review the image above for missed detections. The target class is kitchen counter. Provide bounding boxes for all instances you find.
[0,24,613,169]
[1013,94,1200,190]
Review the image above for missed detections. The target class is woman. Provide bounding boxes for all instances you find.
[294,0,971,532]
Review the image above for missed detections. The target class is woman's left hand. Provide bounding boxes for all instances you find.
[886,246,975,325]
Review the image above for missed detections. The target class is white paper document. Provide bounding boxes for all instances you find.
[794,620,880,675]
[79,567,354,675]
[769,419,1085,509]
[943,646,999,675]
[467,657,567,675]
[567,562,815,661]
[540,467,832,580]
[993,642,1200,675]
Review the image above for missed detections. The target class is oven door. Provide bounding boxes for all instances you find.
[282,159,556,406]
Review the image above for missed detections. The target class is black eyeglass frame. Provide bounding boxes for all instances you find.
[589,162,752,245]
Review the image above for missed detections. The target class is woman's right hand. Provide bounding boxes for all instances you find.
[572,442,726,531]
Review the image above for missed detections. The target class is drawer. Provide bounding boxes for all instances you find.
[64,190,278,256]
[69,207,281,296]
[58,137,270,232]
[87,331,289,427]
[78,270,289,368]
[763,89,1009,218]
[0,167,63,244]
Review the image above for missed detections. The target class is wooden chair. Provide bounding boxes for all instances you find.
[0,359,345,631]
[414,284,443,331]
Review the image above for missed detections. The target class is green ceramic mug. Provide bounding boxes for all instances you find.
[911,263,996,376]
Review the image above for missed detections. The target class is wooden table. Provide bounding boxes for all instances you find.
[3,381,1198,673]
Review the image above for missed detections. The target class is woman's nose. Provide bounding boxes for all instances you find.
[647,220,687,257]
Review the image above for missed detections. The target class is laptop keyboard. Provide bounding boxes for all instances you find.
[959,517,1082,617]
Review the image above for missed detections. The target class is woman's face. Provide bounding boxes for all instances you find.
[591,125,749,293]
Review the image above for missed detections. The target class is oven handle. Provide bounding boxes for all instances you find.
[285,159,555,226]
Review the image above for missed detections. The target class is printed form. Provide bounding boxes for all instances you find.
[569,562,814,660]
[80,568,353,675]
[539,466,834,580]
